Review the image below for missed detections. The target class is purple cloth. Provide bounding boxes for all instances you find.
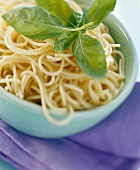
[0,82,140,170]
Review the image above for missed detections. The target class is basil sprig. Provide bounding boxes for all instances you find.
[2,0,116,79]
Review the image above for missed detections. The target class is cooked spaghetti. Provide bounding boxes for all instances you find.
[0,0,124,125]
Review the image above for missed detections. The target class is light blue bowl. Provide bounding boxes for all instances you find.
[0,14,138,138]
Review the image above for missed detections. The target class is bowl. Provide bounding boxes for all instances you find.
[0,14,138,138]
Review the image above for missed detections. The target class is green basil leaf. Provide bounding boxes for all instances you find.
[72,35,107,79]
[83,0,116,29]
[2,6,66,40]
[36,0,77,27]
[54,32,78,52]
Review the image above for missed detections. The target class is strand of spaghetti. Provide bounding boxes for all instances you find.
[100,89,113,105]
[47,90,68,113]
[0,78,20,83]
[30,85,40,94]
[44,75,56,87]
[12,63,18,94]
[63,57,77,67]
[72,92,93,109]
[38,55,65,76]
[64,84,84,96]
[88,80,100,104]
[26,95,41,101]
[100,79,117,96]
[107,74,120,88]
[59,83,67,107]
[46,55,62,62]
[21,70,74,125]
[5,75,13,92]
[23,36,52,47]
[65,92,80,107]
[61,71,87,79]
[21,74,32,95]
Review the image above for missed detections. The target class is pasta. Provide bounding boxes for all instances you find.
[0,0,124,125]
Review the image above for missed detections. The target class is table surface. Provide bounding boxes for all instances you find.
[0,0,140,170]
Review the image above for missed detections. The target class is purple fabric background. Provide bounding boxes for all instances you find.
[0,82,140,170]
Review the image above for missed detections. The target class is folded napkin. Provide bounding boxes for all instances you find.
[0,82,140,170]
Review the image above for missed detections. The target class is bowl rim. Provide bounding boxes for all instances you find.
[0,14,138,119]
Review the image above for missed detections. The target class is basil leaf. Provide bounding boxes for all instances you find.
[83,0,116,29]
[2,7,66,40]
[72,35,107,79]
[76,13,83,27]
[54,32,78,52]
[36,0,77,27]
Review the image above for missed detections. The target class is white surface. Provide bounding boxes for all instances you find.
[113,0,140,81]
